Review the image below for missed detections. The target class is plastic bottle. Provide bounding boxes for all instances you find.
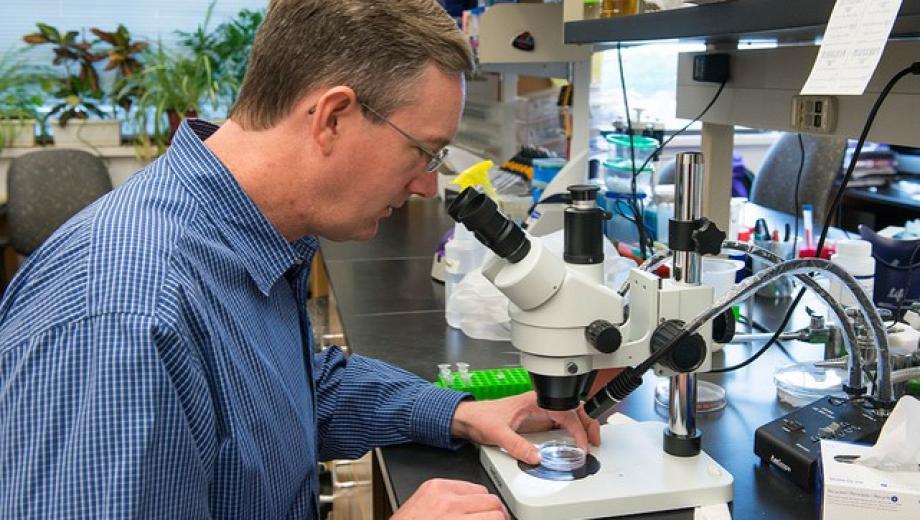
[444,223,487,329]
[829,239,875,308]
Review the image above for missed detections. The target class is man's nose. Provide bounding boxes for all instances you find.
[407,170,438,198]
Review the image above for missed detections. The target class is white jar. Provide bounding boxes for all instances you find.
[829,239,875,308]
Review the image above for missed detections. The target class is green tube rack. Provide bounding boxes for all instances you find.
[434,367,533,400]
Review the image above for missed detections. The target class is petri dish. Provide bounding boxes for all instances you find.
[654,378,727,413]
[538,440,586,472]
[774,362,847,406]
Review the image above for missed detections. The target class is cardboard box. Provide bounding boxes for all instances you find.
[820,440,920,520]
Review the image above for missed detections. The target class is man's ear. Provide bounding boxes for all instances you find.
[308,87,360,155]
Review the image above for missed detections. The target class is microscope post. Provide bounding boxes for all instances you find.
[667,152,705,455]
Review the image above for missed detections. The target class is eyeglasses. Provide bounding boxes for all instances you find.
[308,102,448,173]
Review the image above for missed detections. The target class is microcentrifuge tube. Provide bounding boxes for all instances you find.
[455,362,472,384]
[437,363,453,383]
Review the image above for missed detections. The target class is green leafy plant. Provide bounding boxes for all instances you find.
[206,7,264,102]
[176,1,264,106]
[22,23,107,126]
[90,24,148,114]
[122,42,220,155]
[0,48,55,149]
[0,48,53,120]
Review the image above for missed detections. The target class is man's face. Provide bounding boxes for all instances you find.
[318,66,464,241]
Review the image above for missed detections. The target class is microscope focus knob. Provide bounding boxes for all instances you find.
[651,319,706,373]
[586,319,622,354]
[692,219,726,256]
[711,309,736,344]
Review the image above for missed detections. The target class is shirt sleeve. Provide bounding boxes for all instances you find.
[0,314,214,518]
[313,346,469,460]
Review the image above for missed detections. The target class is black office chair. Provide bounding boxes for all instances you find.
[749,133,847,220]
[1,149,112,284]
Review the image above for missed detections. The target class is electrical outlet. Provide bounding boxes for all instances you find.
[791,95,837,133]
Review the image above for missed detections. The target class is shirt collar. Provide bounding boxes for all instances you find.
[166,119,319,295]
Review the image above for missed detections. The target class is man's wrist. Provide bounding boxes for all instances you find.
[450,399,476,439]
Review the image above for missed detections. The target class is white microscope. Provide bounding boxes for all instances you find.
[447,152,736,519]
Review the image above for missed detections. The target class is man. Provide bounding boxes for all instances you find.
[0,1,600,518]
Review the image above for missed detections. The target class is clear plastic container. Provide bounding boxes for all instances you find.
[774,362,848,407]
[539,440,586,471]
[605,134,659,165]
[701,258,745,300]
[514,89,561,123]
[654,379,727,413]
[602,158,654,194]
[516,116,564,143]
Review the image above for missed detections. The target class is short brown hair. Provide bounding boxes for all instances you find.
[231,0,473,130]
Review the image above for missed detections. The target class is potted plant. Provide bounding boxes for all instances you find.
[177,2,263,106]
[23,23,120,147]
[90,24,148,120]
[123,42,220,158]
[0,49,53,150]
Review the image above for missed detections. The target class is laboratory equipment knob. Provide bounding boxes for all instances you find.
[711,309,736,344]
[586,319,622,354]
[651,319,706,373]
[692,218,726,256]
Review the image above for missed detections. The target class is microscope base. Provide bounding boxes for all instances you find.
[479,419,733,520]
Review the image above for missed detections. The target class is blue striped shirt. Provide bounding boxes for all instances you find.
[0,119,467,518]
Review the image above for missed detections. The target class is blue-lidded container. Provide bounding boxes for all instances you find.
[531,158,566,204]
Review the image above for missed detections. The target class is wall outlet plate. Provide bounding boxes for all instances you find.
[791,95,837,133]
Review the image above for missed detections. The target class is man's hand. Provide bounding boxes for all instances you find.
[392,479,509,520]
[450,391,601,465]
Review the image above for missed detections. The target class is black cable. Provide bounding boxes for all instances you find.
[616,43,650,259]
[712,134,805,373]
[631,78,728,183]
[617,58,728,255]
[817,62,920,258]
[712,62,920,375]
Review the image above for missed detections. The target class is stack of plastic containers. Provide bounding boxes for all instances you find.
[601,134,659,244]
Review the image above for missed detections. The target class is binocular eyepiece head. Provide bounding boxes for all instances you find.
[447,188,530,263]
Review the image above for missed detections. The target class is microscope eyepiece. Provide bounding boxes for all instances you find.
[447,187,531,263]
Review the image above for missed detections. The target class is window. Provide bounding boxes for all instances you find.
[0,1,266,54]
[592,41,777,132]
